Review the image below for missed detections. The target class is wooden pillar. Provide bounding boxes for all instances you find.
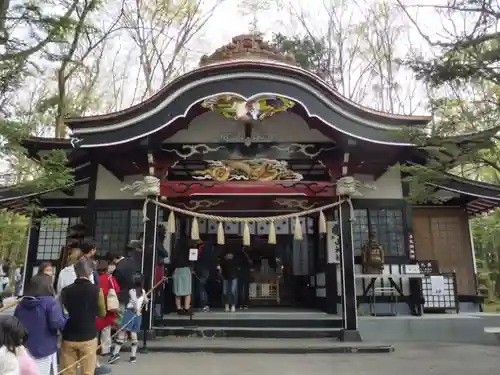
[141,196,159,333]
[339,201,361,341]
[324,211,338,314]
[25,214,40,285]
[82,160,98,237]
[318,152,343,315]
[402,180,415,261]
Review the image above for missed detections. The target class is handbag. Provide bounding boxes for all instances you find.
[106,277,119,312]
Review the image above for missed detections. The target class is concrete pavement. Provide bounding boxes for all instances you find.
[106,342,498,375]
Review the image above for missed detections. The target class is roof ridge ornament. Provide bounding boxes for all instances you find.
[199,34,297,67]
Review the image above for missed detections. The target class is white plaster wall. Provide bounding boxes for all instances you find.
[336,264,411,296]
[95,166,143,200]
[163,111,331,143]
[354,168,403,199]
[42,166,143,200]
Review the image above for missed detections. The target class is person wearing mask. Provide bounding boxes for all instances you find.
[0,315,39,375]
[57,242,99,291]
[36,264,53,278]
[96,261,120,356]
[59,258,106,375]
[57,249,84,295]
[218,247,239,313]
[171,241,193,315]
[57,248,110,375]
[79,242,100,287]
[108,275,147,364]
[113,244,142,329]
[113,246,141,305]
[237,247,252,310]
[14,275,66,375]
[127,239,144,274]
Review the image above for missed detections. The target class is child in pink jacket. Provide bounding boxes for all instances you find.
[0,316,39,375]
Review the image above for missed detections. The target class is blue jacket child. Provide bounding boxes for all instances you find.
[14,275,67,359]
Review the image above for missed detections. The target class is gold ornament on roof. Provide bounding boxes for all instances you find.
[201,94,295,121]
[199,34,297,67]
[192,159,303,181]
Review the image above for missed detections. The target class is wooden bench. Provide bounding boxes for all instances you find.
[484,327,500,344]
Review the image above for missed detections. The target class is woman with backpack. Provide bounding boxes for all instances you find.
[96,260,120,356]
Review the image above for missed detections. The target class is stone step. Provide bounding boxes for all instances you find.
[154,326,343,339]
[135,337,395,354]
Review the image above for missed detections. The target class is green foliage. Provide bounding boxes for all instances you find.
[272,33,328,73]
[0,0,106,194]
[0,211,29,267]
[0,96,73,193]
[472,210,500,299]
[0,0,79,103]
[392,2,500,203]
[396,164,449,204]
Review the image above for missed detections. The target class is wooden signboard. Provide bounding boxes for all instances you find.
[418,260,439,275]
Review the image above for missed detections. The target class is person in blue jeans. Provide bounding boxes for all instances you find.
[218,248,238,312]
[197,267,210,312]
[196,242,217,312]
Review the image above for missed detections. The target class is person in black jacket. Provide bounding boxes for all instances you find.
[218,247,239,313]
[113,246,140,324]
[195,241,216,312]
[237,247,252,309]
[60,258,106,375]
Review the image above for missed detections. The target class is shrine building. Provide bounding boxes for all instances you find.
[1,34,500,342]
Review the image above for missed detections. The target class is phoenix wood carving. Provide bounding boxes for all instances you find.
[201,94,295,121]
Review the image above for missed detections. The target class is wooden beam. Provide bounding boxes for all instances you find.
[160,142,337,161]
[100,159,125,182]
[160,180,337,198]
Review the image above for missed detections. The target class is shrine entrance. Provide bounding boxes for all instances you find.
[156,202,333,314]
[151,198,345,338]
[190,228,322,309]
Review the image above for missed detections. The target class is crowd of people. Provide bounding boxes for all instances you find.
[0,232,263,375]
[0,241,148,375]
[171,240,254,314]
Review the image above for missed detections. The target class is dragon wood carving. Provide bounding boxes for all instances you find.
[193,159,303,181]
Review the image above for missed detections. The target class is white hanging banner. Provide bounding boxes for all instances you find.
[261,284,270,297]
[430,275,445,295]
[249,283,257,297]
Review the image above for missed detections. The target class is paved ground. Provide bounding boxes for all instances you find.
[106,343,498,375]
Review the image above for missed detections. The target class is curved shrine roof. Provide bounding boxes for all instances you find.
[58,34,431,149]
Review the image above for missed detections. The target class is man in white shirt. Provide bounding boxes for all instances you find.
[57,243,98,294]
